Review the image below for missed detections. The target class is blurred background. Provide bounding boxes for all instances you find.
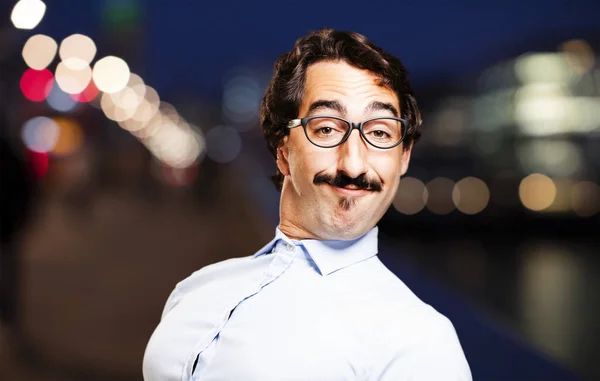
[1,0,599,380]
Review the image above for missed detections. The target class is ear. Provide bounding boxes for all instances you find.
[276,136,291,177]
[399,143,413,177]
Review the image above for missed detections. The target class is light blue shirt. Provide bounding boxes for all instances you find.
[143,227,471,381]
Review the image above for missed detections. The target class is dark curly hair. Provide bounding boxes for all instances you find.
[260,28,422,191]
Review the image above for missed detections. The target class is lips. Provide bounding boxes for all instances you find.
[331,184,372,196]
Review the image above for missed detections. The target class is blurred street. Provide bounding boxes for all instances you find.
[1,162,271,380]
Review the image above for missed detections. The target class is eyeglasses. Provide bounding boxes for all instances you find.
[287,116,407,149]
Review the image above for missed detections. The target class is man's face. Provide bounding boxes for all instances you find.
[277,60,413,240]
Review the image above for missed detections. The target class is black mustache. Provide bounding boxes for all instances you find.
[313,172,382,192]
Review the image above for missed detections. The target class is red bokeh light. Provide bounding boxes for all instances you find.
[20,68,54,102]
[27,149,49,178]
[161,163,199,186]
[70,79,99,102]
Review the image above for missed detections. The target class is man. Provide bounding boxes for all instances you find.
[143,28,471,380]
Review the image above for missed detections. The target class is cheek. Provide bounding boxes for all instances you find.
[373,153,403,184]
[290,146,335,182]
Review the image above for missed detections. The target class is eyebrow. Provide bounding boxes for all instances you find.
[308,100,347,115]
[307,99,399,117]
[365,101,399,117]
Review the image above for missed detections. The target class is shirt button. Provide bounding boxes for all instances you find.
[286,243,295,252]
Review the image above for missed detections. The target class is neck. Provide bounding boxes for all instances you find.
[278,220,319,241]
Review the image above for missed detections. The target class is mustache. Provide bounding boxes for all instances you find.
[313,172,382,192]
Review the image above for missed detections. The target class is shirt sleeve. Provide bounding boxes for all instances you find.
[369,314,472,381]
[160,286,181,320]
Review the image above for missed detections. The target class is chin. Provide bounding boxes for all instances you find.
[320,213,373,241]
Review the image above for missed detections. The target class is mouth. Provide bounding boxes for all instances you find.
[330,184,373,196]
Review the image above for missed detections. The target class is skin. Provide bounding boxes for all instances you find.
[276,60,413,241]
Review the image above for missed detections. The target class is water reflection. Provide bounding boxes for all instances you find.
[384,232,600,379]
[518,241,584,367]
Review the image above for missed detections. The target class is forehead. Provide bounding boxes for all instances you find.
[300,60,400,114]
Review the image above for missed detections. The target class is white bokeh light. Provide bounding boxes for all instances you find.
[92,56,131,93]
[110,73,146,111]
[59,34,96,65]
[55,59,92,94]
[22,34,57,70]
[142,118,204,168]
[101,92,136,122]
[131,86,160,123]
[11,0,46,30]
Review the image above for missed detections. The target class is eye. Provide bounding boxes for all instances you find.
[318,126,334,135]
[306,117,347,141]
[371,130,391,139]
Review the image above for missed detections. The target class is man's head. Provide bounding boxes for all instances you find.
[260,29,422,240]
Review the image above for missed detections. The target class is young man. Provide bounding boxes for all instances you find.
[143,28,471,380]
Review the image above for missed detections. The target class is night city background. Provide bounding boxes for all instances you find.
[1,0,599,380]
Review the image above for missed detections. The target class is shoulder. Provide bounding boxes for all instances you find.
[369,259,460,343]
[364,277,471,381]
[160,255,254,319]
[364,256,428,309]
[366,302,471,380]
[362,258,469,367]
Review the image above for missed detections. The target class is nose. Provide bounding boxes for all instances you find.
[337,129,369,179]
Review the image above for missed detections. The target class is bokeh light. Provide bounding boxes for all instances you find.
[92,56,130,93]
[159,102,180,124]
[222,70,261,127]
[51,118,84,156]
[59,34,96,65]
[426,177,456,215]
[560,39,595,74]
[144,120,204,168]
[131,86,160,123]
[160,164,200,187]
[46,83,78,112]
[26,149,49,178]
[101,92,136,122]
[22,34,57,70]
[514,53,573,84]
[453,177,490,214]
[519,174,557,211]
[110,73,146,111]
[11,0,46,30]
[70,80,99,103]
[21,116,59,153]
[206,126,242,163]
[429,97,470,147]
[571,181,600,217]
[545,178,573,213]
[516,140,583,177]
[514,83,573,137]
[20,68,53,102]
[118,118,144,132]
[55,59,92,94]
[393,177,428,215]
[131,114,162,138]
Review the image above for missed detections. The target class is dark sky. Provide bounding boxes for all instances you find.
[27,0,600,97]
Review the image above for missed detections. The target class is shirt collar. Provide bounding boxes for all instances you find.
[253,226,379,276]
